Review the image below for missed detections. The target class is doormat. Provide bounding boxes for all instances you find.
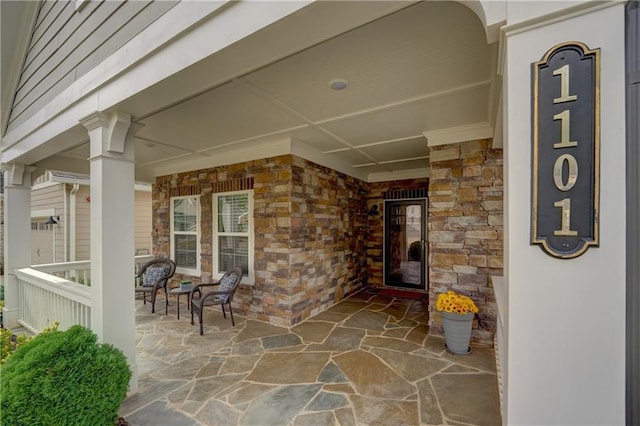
[378,289,425,300]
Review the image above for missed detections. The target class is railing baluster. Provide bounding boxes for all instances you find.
[14,255,153,333]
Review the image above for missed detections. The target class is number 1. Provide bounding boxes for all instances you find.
[553,198,578,236]
[553,64,578,104]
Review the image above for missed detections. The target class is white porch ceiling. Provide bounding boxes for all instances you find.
[53,1,499,183]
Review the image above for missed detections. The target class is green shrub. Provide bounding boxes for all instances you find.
[1,322,59,365]
[0,325,131,425]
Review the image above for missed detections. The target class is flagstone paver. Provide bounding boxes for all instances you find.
[305,326,366,352]
[431,372,501,426]
[122,288,501,425]
[245,352,330,384]
[333,350,416,399]
[239,384,322,426]
[290,321,335,343]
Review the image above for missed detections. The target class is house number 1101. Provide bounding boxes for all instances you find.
[552,63,579,237]
[531,41,600,258]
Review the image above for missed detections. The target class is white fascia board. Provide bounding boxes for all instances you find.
[2,95,98,164]
[423,122,494,147]
[2,1,311,164]
[95,1,313,110]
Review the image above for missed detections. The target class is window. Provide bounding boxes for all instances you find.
[171,196,200,275]
[213,190,253,283]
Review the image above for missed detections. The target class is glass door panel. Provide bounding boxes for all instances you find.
[384,199,427,290]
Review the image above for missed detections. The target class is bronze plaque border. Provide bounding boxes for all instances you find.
[531,41,600,259]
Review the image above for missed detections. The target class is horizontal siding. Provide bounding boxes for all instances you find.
[26,184,151,263]
[8,0,178,130]
[31,184,64,264]
[15,1,125,111]
[26,1,74,69]
[31,184,63,212]
[136,191,152,254]
[74,185,91,261]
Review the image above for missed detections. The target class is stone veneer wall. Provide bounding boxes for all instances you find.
[427,139,503,345]
[288,156,368,324]
[152,155,367,327]
[366,179,430,288]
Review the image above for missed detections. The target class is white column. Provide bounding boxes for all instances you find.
[81,111,141,393]
[503,3,626,425]
[2,164,34,329]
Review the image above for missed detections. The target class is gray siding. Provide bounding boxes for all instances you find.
[8,0,178,131]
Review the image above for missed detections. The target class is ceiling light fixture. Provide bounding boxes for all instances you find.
[329,79,348,91]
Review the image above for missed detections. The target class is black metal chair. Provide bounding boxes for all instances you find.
[190,267,243,335]
[134,258,176,314]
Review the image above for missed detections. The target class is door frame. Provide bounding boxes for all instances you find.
[382,197,428,290]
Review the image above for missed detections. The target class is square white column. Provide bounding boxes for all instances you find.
[503,4,626,424]
[81,111,141,393]
[2,164,33,329]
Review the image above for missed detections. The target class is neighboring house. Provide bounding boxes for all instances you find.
[0,1,637,424]
[30,170,152,265]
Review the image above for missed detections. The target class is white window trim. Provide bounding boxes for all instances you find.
[212,190,254,285]
[170,195,200,276]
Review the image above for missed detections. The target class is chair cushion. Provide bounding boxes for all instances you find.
[213,273,238,303]
[218,273,238,292]
[143,266,169,287]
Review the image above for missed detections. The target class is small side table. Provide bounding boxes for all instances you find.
[168,283,194,319]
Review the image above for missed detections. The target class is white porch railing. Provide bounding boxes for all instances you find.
[15,268,91,334]
[14,255,155,334]
[32,260,92,286]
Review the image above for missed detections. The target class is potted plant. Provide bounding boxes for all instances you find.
[180,279,192,291]
[436,290,478,355]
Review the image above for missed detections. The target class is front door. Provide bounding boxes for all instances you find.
[384,199,427,290]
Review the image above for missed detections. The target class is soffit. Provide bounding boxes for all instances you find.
[55,1,496,182]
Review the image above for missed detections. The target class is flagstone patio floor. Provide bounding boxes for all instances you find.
[120,288,501,426]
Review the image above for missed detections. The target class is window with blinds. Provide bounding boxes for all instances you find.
[171,196,200,274]
[213,190,253,282]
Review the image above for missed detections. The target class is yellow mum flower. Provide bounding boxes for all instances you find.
[436,290,478,314]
